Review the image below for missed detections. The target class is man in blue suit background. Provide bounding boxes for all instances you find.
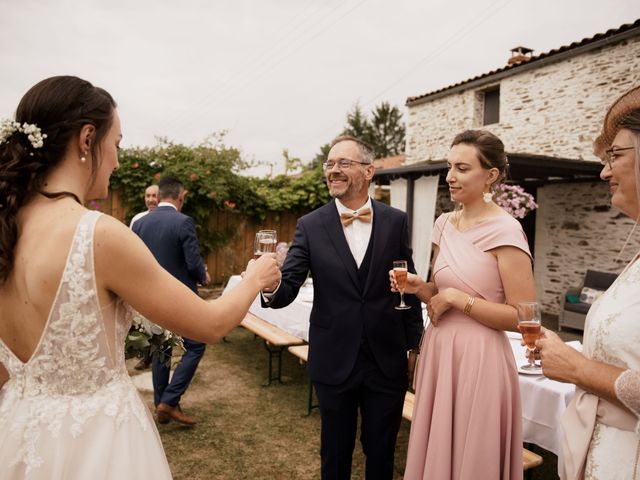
[133,176,209,426]
[263,136,423,479]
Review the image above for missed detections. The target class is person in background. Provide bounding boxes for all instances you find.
[129,184,159,230]
[133,176,211,426]
[536,86,640,480]
[263,136,423,480]
[0,75,280,479]
[396,130,535,479]
[131,184,160,370]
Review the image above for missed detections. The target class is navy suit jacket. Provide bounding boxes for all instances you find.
[264,199,423,385]
[132,205,206,293]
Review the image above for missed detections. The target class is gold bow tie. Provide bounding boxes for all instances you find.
[340,208,372,226]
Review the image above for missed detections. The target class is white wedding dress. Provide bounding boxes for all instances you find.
[0,211,172,479]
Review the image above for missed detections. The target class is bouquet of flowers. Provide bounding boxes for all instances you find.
[493,183,538,219]
[125,312,184,368]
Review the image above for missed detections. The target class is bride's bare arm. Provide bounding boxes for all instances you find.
[94,216,280,344]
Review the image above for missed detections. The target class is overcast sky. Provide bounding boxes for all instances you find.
[1,0,640,175]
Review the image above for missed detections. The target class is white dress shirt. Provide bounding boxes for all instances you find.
[129,209,150,229]
[335,197,373,268]
[262,197,374,299]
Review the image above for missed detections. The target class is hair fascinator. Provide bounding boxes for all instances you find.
[593,85,640,160]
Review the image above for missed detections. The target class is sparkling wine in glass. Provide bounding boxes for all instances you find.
[517,301,541,370]
[254,230,277,259]
[393,260,411,311]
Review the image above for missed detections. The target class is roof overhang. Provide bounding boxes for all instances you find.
[373,153,603,184]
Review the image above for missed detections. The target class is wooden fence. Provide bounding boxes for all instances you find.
[98,190,303,285]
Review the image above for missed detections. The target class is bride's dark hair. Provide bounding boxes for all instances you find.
[0,75,117,284]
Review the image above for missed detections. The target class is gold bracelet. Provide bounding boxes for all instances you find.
[463,296,475,315]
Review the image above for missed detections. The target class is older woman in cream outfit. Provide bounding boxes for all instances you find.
[537,86,640,480]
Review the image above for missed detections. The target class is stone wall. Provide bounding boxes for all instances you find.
[534,182,640,314]
[406,36,640,163]
[405,34,640,315]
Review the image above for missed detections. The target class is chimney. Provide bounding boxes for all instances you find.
[508,46,534,65]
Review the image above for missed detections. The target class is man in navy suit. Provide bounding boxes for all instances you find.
[263,136,423,479]
[133,176,209,426]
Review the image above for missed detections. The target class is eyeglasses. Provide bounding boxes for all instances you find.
[323,159,371,170]
[604,146,635,169]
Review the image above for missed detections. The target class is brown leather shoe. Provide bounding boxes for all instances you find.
[156,403,196,426]
[134,357,152,371]
[156,406,170,424]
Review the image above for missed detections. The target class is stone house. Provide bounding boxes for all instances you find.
[374,19,640,316]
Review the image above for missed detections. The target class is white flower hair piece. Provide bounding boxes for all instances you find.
[0,119,48,149]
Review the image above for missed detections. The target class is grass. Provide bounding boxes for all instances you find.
[133,324,410,479]
[129,289,570,479]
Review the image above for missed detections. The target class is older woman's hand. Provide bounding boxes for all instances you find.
[536,327,587,384]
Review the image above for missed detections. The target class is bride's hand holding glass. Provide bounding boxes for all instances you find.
[243,253,281,290]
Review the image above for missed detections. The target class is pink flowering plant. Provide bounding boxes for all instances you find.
[493,184,538,219]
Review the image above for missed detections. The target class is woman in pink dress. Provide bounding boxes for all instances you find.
[397,130,535,479]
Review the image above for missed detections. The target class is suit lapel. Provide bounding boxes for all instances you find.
[362,201,391,296]
[321,200,360,290]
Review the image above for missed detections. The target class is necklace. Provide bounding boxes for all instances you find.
[39,190,82,205]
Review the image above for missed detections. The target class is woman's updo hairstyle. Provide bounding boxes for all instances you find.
[450,129,509,186]
[0,75,116,283]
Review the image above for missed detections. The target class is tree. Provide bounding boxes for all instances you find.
[368,102,405,158]
[310,101,406,164]
[341,103,374,146]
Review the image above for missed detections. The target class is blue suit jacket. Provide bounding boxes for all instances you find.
[132,205,206,293]
[264,199,423,385]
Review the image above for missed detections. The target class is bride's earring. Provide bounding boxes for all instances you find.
[482,190,493,203]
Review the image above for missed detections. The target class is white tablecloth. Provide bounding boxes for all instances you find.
[506,332,577,455]
[224,275,576,455]
[224,275,312,341]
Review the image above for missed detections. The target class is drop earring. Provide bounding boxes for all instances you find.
[80,156,86,163]
[483,190,493,203]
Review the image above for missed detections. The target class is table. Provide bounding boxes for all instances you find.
[224,276,576,456]
[224,275,311,341]
[507,332,577,456]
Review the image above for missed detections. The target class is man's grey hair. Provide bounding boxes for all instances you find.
[330,135,375,164]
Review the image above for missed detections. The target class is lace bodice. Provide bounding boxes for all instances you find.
[0,211,131,397]
[584,258,640,432]
[0,211,151,476]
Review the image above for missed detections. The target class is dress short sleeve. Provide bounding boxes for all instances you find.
[431,213,452,247]
[475,215,533,260]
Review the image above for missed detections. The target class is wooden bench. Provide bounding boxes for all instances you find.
[288,345,319,415]
[241,313,305,386]
[402,391,543,477]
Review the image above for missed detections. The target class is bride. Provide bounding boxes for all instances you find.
[0,76,281,479]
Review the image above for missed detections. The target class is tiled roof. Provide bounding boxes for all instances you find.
[373,154,405,170]
[406,19,640,106]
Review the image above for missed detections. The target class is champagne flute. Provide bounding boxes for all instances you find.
[517,301,542,370]
[393,260,411,310]
[254,230,277,259]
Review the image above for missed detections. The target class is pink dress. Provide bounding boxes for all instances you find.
[404,212,531,480]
